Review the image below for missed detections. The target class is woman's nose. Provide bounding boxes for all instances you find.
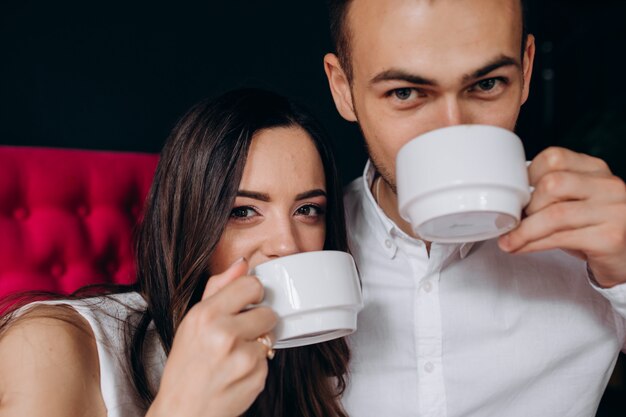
[263,220,301,259]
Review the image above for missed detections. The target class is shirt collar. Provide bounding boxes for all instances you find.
[361,160,475,259]
[361,160,399,258]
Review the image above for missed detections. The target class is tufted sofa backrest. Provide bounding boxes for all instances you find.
[0,146,159,298]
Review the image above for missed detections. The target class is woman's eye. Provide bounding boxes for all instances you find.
[230,206,257,220]
[295,204,324,217]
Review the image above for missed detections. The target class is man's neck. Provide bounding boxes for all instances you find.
[372,175,432,253]
[373,175,412,235]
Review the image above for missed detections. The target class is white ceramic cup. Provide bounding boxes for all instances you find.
[250,250,363,349]
[396,124,531,243]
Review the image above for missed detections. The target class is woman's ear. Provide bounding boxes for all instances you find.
[324,53,358,122]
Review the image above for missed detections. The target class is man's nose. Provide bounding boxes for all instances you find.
[437,96,468,127]
[264,219,301,259]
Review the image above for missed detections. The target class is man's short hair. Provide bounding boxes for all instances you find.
[327,0,528,82]
[327,0,354,80]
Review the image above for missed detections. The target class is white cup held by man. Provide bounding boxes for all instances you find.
[396,124,531,243]
[250,250,363,349]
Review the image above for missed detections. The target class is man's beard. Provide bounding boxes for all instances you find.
[352,95,398,195]
[364,141,398,195]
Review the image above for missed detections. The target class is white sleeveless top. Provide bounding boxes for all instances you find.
[20,292,166,417]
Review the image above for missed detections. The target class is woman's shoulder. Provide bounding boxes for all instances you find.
[0,305,107,416]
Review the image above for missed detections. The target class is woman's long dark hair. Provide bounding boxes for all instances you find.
[131,88,350,416]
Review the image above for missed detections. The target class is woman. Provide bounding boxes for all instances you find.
[0,88,350,417]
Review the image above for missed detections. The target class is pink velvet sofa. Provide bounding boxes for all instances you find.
[0,146,159,298]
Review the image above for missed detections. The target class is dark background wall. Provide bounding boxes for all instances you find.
[1,1,625,414]
[0,0,367,184]
[518,0,626,182]
[2,0,624,184]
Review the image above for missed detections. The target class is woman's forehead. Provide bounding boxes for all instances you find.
[239,126,326,194]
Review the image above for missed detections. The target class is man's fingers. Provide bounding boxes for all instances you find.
[525,171,624,216]
[500,200,602,252]
[528,147,611,186]
[502,226,594,257]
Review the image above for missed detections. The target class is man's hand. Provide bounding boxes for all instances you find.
[498,146,626,288]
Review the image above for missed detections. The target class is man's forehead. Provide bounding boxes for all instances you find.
[347,0,522,71]
[347,0,522,32]
[348,0,521,11]
[340,0,525,88]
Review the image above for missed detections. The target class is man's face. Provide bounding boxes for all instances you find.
[325,0,534,188]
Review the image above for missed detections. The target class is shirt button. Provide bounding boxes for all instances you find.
[424,362,435,373]
[384,239,392,248]
[423,281,433,293]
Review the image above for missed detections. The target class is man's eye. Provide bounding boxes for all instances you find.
[230,206,256,219]
[477,78,497,91]
[472,77,508,93]
[392,88,414,101]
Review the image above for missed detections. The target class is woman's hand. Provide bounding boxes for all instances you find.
[147,258,278,417]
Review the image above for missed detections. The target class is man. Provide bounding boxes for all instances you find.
[322,0,626,415]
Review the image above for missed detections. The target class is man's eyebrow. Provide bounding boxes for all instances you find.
[369,55,521,87]
[295,189,327,201]
[463,55,520,82]
[237,190,270,202]
[370,69,437,86]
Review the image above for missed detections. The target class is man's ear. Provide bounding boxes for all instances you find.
[520,34,535,106]
[323,53,358,122]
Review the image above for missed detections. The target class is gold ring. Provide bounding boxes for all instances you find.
[256,334,275,360]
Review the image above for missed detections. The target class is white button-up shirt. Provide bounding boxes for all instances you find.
[342,161,626,417]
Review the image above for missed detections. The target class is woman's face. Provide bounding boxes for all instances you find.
[209,125,327,273]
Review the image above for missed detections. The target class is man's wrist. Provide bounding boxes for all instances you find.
[587,264,626,289]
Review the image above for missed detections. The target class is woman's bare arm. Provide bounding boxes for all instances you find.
[0,306,107,417]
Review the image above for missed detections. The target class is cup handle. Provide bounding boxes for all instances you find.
[526,160,535,194]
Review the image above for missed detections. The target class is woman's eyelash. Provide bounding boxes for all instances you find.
[230,206,258,220]
[296,203,326,216]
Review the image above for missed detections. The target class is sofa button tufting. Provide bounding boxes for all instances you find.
[131,205,141,217]
[13,207,29,220]
[50,263,65,277]
[77,205,90,217]
[106,262,118,274]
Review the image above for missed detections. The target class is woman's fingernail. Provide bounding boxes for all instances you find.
[231,257,246,267]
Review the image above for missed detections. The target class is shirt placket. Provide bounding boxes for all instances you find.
[404,242,452,417]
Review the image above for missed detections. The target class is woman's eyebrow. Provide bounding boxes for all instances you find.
[237,190,270,202]
[295,189,327,201]
[236,189,327,202]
